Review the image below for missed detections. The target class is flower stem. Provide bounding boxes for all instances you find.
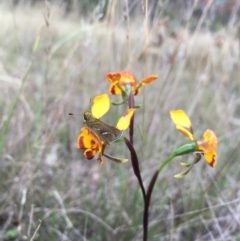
[128,92,135,145]
[143,153,176,241]
[124,137,146,199]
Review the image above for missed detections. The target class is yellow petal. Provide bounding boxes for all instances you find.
[170,110,192,129]
[77,127,93,149]
[78,134,90,149]
[176,125,195,141]
[79,127,103,149]
[116,108,135,130]
[199,129,218,153]
[204,151,217,167]
[140,75,158,86]
[81,127,89,134]
[170,110,194,140]
[91,94,110,118]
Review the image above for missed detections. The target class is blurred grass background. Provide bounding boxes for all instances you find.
[1,0,240,240]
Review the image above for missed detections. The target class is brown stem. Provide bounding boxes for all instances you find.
[143,170,159,241]
[124,137,146,200]
[128,92,134,145]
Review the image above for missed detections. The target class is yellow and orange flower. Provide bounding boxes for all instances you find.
[77,93,135,164]
[106,71,158,96]
[170,110,218,167]
[78,127,105,165]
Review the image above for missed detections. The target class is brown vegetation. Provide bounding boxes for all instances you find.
[1,1,240,240]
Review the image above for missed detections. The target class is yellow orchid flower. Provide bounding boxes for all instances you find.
[170,110,218,167]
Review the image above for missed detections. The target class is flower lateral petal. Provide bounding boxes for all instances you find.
[132,88,140,96]
[140,75,158,86]
[204,151,217,167]
[91,94,110,118]
[116,108,135,130]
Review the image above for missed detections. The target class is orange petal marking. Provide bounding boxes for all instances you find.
[109,83,122,95]
[106,72,121,83]
[84,149,96,160]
